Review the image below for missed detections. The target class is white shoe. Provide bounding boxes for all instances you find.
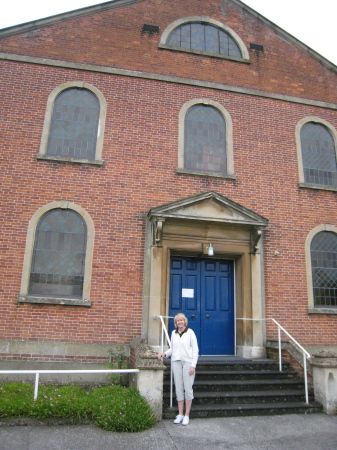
[182,416,189,426]
[173,414,184,424]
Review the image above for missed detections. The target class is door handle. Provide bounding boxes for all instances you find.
[205,315,210,318]
[191,314,196,318]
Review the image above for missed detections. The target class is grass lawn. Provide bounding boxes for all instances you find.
[0,383,156,432]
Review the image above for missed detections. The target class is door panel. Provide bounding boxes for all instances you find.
[169,257,200,343]
[169,256,235,355]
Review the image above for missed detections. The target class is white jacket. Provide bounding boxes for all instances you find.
[165,327,199,368]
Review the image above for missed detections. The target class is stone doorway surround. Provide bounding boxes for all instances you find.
[142,191,269,359]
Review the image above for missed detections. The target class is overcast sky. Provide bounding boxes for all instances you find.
[0,0,336,65]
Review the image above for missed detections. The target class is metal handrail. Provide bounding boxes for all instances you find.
[0,369,139,400]
[154,315,173,407]
[156,315,311,407]
[270,318,310,403]
[237,317,311,403]
[155,315,172,351]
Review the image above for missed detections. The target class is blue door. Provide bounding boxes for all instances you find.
[169,256,235,355]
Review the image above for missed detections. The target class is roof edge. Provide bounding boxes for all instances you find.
[232,0,336,73]
[0,0,145,38]
[0,0,336,73]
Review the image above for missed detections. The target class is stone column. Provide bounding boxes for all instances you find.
[129,337,166,421]
[311,350,337,414]
[250,250,266,358]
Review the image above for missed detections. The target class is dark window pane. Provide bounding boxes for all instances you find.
[301,123,337,187]
[185,105,226,173]
[311,231,337,307]
[205,25,219,53]
[191,23,205,51]
[29,209,87,298]
[167,22,242,58]
[47,88,100,160]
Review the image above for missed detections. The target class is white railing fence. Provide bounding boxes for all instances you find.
[0,369,139,400]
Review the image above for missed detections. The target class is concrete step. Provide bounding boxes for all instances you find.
[162,358,321,418]
[162,401,323,419]
[164,377,306,392]
[165,369,298,381]
[164,389,313,405]
[163,358,290,372]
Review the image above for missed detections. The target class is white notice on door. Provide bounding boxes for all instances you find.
[182,288,194,298]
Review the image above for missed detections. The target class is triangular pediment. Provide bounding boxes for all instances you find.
[0,0,335,72]
[148,191,268,228]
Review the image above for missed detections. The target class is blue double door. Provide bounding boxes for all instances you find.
[169,256,235,355]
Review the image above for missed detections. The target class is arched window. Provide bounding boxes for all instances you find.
[29,209,87,298]
[167,22,242,58]
[311,231,337,307]
[185,104,226,173]
[160,17,249,61]
[47,88,99,160]
[300,122,337,188]
[18,201,95,306]
[38,82,106,165]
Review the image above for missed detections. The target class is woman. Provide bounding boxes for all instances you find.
[158,312,199,426]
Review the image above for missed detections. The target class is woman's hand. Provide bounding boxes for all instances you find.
[189,366,195,375]
[157,352,166,360]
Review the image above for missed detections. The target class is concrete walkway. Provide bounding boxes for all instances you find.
[1,414,337,450]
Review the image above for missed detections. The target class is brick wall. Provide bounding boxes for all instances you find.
[0,0,336,354]
[0,0,336,103]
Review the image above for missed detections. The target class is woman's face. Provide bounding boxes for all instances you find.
[176,317,185,328]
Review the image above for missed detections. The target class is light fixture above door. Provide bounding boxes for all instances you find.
[206,243,214,256]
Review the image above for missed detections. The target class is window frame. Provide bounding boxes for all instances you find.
[296,116,337,192]
[37,81,107,166]
[176,98,236,179]
[17,201,95,307]
[159,16,250,62]
[306,224,337,315]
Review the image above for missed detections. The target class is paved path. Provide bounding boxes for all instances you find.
[1,414,337,450]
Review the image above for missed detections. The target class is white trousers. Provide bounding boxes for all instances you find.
[172,360,195,401]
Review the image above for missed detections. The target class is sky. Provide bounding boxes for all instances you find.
[0,0,336,66]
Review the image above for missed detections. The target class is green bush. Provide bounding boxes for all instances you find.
[0,383,156,432]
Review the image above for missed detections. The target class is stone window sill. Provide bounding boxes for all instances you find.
[36,154,103,166]
[17,295,91,307]
[176,168,237,180]
[158,44,251,64]
[308,307,337,315]
[298,182,337,192]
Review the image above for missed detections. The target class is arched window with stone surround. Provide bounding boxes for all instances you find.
[38,82,106,165]
[167,22,242,58]
[184,104,227,173]
[47,88,100,161]
[310,231,337,308]
[300,121,337,188]
[18,201,95,307]
[29,208,87,299]
[177,99,235,179]
[159,17,249,61]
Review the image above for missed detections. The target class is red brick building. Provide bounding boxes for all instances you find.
[0,0,336,368]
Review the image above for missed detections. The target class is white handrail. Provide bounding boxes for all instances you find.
[156,315,311,407]
[237,317,311,404]
[270,318,310,404]
[0,369,139,400]
[154,315,172,351]
[154,315,173,407]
